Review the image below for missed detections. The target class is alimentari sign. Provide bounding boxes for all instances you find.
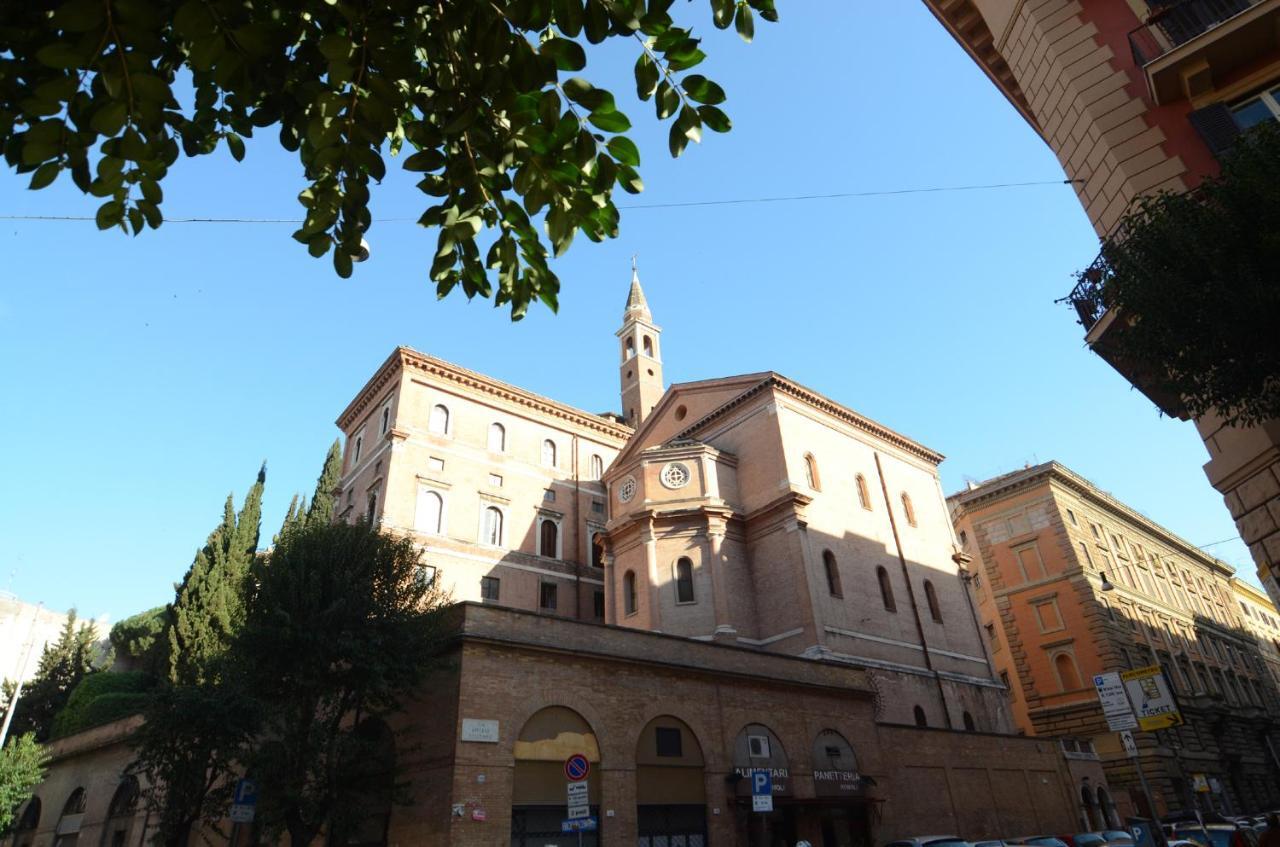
[733,766,789,794]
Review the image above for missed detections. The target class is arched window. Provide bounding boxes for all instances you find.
[877,566,896,612]
[823,550,843,598]
[487,422,505,452]
[539,519,559,558]
[675,557,695,603]
[102,776,140,847]
[643,335,653,356]
[56,788,86,845]
[541,438,557,468]
[14,796,40,838]
[855,473,871,510]
[623,570,638,615]
[380,406,390,435]
[625,336,636,359]
[429,403,450,435]
[591,533,605,568]
[924,579,943,623]
[483,506,503,546]
[962,711,976,732]
[803,453,821,490]
[415,488,443,534]
[366,490,378,523]
[589,454,604,480]
[913,705,927,727]
[1054,652,1082,692]
[901,492,917,527]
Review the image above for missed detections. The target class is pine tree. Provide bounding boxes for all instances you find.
[166,466,266,686]
[304,440,343,529]
[9,611,100,741]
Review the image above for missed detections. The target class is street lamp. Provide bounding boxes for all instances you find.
[1100,572,1116,592]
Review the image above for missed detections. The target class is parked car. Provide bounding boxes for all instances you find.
[1171,822,1261,847]
[884,837,974,847]
[1008,838,1070,847]
[974,841,1009,847]
[1068,831,1136,847]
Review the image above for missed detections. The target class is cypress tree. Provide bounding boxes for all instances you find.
[9,611,99,741]
[304,440,343,528]
[166,466,266,686]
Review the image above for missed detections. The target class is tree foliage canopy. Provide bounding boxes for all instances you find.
[1073,123,1280,426]
[9,610,101,741]
[108,605,168,674]
[0,0,776,318]
[238,519,449,846]
[0,734,49,833]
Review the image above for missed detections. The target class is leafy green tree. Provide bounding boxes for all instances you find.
[1071,123,1280,426]
[0,734,49,833]
[167,465,265,685]
[238,520,449,846]
[9,611,101,741]
[0,0,776,318]
[130,681,256,847]
[109,605,168,675]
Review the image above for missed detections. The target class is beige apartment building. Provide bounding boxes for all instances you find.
[922,0,1280,611]
[950,461,1280,820]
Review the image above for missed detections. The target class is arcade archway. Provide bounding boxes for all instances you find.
[511,706,601,847]
[636,715,707,846]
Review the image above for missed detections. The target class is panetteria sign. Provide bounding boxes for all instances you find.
[813,769,862,796]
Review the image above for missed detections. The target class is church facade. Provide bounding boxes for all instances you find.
[10,273,1110,847]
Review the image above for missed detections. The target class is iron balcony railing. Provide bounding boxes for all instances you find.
[1064,257,1110,332]
[1129,0,1260,66]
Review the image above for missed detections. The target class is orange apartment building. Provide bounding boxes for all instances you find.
[922,0,1280,611]
[950,461,1280,820]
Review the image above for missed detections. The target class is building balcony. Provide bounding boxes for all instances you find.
[1064,262,1190,419]
[1129,0,1280,104]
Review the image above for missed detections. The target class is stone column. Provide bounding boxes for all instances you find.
[706,518,736,643]
[642,518,662,630]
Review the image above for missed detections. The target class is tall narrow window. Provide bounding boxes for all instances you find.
[539,519,559,558]
[1054,653,1082,692]
[855,474,871,510]
[542,438,557,468]
[823,550,843,598]
[924,579,943,623]
[675,557,695,603]
[913,705,927,727]
[803,453,821,490]
[488,422,505,452]
[429,403,450,435]
[589,454,604,480]
[414,489,443,534]
[623,570,637,615]
[643,335,653,356]
[366,491,378,522]
[901,492,917,527]
[877,566,896,612]
[962,711,976,731]
[481,576,500,601]
[353,433,363,463]
[483,506,503,546]
[591,534,605,568]
[539,582,558,610]
[625,336,635,359]
[380,406,390,435]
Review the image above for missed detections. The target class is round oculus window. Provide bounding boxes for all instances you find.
[618,475,637,503]
[660,462,691,489]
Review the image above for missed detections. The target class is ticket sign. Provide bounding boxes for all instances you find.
[1121,665,1182,731]
[1093,672,1138,732]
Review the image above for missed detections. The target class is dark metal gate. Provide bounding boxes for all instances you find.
[637,804,708,847]
[511,805,600,847]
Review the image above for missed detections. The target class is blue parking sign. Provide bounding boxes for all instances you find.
[751,769,771,797]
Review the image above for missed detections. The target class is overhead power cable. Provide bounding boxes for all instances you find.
[0,178,1080,224]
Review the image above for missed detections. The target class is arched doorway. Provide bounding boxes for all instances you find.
[811,730,872,847]
[12,797,40,847]
[53,787,86,847]
[732,723,794,847]
[328,717,396,846]
[635,716,707,846]
[511,706,601,847]
[99,777,139,847]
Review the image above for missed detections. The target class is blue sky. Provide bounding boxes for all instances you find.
[0,3,1259,624]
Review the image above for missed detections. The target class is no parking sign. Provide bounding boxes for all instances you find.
[564,753,590,781]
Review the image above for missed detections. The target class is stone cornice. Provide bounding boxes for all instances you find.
[337,347,633,441]
[949,461,1235,577]
[674,374,945,465]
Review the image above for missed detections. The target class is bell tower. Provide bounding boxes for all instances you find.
[617,259,663,427]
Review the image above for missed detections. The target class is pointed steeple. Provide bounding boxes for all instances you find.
[617,257,663,427]
[623,256,651,322]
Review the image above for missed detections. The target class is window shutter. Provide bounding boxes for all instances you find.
[1188,103,1241,159]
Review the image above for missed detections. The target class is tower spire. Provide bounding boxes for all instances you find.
[616,259,663,427]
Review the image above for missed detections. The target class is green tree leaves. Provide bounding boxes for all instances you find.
[1,0,778,318]
[0,734,49,834]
